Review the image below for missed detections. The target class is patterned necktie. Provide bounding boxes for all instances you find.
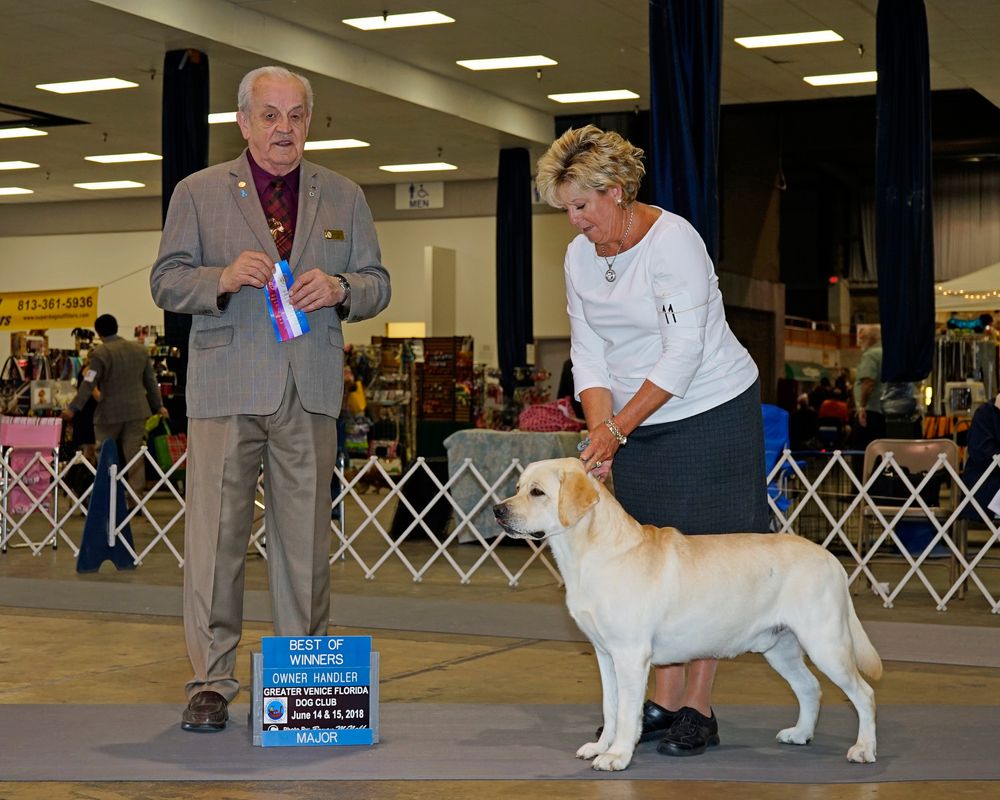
[265,178,294,261]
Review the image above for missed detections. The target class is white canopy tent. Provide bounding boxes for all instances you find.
[935,261,1000,313]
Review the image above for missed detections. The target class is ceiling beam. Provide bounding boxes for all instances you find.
[88,0,554,144]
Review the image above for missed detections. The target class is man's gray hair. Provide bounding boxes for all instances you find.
[237,66,314,115]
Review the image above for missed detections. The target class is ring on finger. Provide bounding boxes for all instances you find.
[594,460,603,468]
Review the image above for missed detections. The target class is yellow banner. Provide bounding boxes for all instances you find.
[0,287,99,330]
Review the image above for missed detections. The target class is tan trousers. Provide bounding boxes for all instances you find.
[94,417,147,500]
[182,373,338,701]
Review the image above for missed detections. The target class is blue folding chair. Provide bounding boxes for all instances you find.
[762,404,793,519]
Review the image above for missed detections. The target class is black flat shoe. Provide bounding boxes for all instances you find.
[656,706,720,756]
[596,699,678,742]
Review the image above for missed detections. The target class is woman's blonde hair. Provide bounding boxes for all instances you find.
[535,125,645,208]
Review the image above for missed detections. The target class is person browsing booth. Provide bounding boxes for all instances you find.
[151,65,391,733]
[61,313,167,498]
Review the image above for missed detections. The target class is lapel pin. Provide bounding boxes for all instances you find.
[324,229,345,240]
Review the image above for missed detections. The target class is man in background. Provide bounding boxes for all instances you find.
[62,313,166,497]
[853,324,885,448]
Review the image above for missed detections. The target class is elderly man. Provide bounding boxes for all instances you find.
[151,66,391,732]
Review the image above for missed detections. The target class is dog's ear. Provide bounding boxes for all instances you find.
[557,467,599,527]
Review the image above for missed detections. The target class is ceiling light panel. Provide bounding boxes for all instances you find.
[36,77,139,94]
[804,71,878,86]
[0,187,33,196]
[735,30,843,49]
[379,162,457,173]
[547,90,640,103]
[0,128,48,139]
[304,139,370,150]
[0,161,40,170]
[85,153,162,163]
[74,180,146,190]
[343,11,454,31]
[208,112,238,124]
[457,55,558,71]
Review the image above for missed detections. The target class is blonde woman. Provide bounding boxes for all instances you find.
[536,125,769,757]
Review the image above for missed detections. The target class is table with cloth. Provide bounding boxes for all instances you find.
[443,429,584,542]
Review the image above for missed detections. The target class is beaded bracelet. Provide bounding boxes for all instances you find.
[603,418,627,446]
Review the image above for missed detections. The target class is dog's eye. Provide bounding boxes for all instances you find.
[529,488,545,497]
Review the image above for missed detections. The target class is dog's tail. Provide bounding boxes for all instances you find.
[848,602,883,680]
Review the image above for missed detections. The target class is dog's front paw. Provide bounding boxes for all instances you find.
[576,741,607,760]
[846,742,876,763]
[591,751,632,771]
[776,726,813,745]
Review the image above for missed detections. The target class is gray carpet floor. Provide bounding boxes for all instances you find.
[1,703,996,782]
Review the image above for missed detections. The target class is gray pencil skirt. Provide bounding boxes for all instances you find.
[611,380,770,534]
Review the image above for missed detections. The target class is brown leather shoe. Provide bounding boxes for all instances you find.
[181,690,229,732]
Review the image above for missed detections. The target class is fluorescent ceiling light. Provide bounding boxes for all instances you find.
[457,55,557,71]
[208,111,238,124]
[0,161,39,170]
[0,187,33,196]
[735,30,843,48]
[74,180,146,190]
[85,152,162,163]
[304,139,370,150]
[36,77,138,94]
[343,11,454,30]
[804,71,878,86]
[0,128,47,139]
[379,162,457,173]
[547,89,640,104]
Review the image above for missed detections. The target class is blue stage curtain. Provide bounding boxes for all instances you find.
[648,0,722,262]
[495,148,533,400]
[875,0,934,382]
[161,49,209,425]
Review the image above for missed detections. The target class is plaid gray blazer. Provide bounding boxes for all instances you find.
[150,151,391,419]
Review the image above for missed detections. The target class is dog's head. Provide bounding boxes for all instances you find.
[493,458,600,540]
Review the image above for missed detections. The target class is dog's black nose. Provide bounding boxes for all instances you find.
[493,503,508,520]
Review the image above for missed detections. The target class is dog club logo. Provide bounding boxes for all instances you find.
[265,698,288,724]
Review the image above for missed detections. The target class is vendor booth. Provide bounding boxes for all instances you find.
[932,262,1000,418]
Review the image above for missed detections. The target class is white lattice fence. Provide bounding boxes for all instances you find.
[3,444,999,609]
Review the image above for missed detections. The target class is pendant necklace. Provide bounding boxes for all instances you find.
[597,204,634,283]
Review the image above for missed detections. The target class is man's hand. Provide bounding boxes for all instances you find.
[218,251,274,295]
[159,406,170,419]
[290,269,345,313]
[60,408,75,421]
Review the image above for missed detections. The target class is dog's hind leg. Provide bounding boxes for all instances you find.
[762,632,821,746]
[577,646,618,758]
[800,634,877,763]
[589,649,650,772]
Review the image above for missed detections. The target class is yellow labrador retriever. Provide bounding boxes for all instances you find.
[493,457,881,772]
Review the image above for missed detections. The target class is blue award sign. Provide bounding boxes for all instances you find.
[251,635,379,747]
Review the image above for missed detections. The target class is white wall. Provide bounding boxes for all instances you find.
[0,212,579,365]
[0,231,163,360]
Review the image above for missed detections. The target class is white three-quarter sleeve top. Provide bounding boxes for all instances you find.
[566,208,759,425]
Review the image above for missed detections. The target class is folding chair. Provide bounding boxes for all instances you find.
[860,438,965,594]
[1,415,63,552]
[762,404,797,526]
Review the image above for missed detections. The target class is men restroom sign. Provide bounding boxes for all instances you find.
[395,181,444,209]
[252,635,380,746]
